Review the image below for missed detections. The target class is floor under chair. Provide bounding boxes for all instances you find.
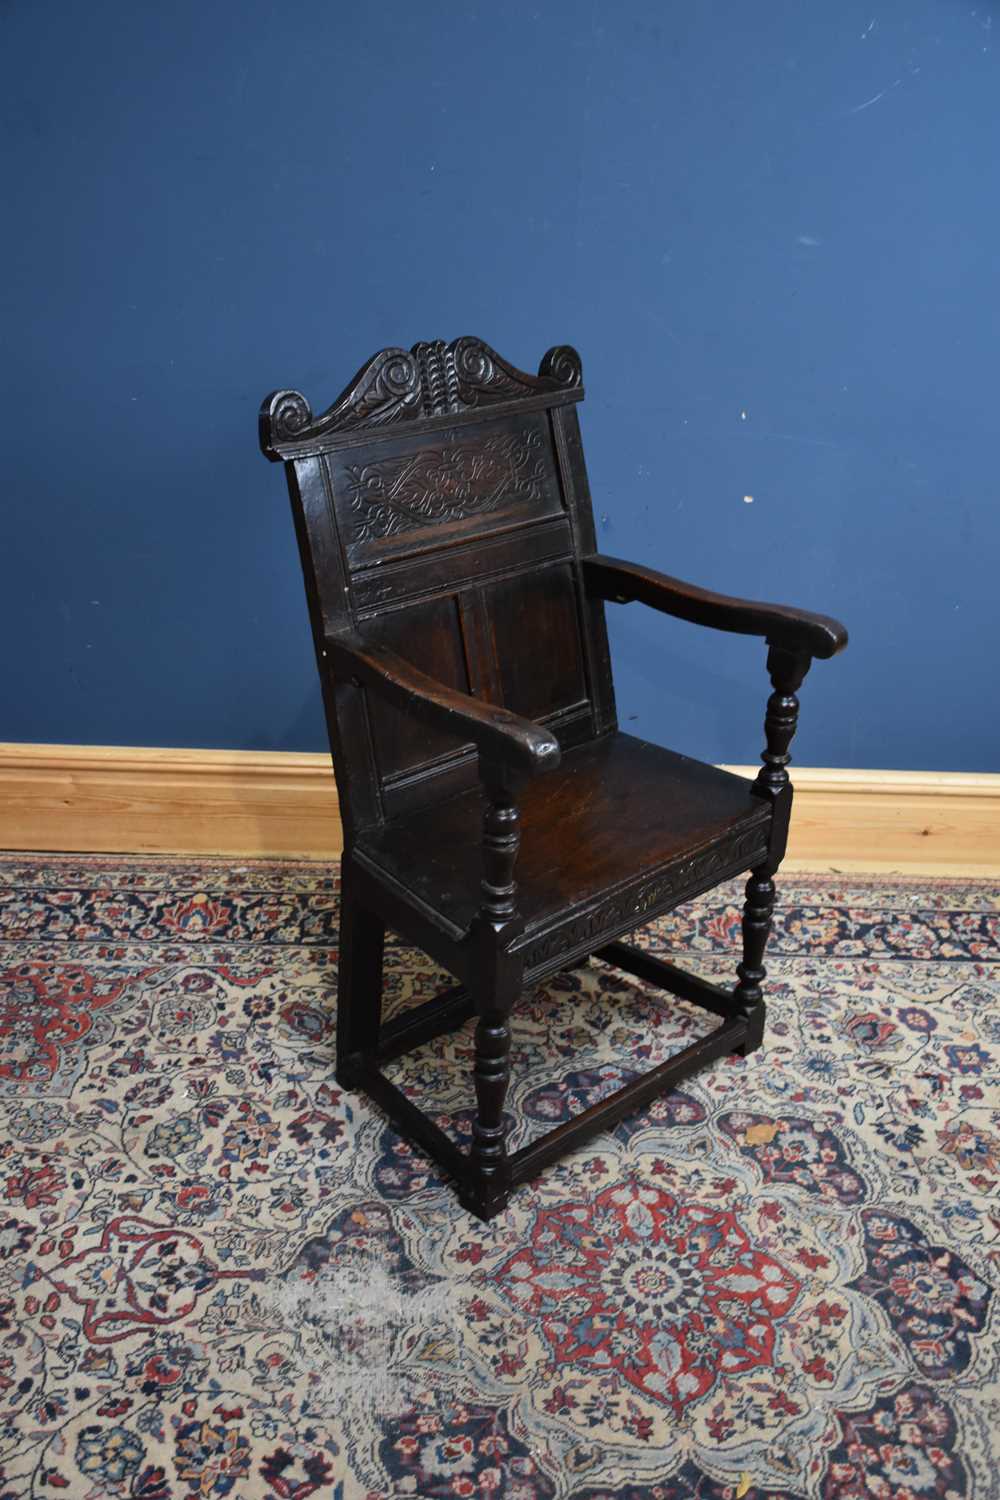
[1,853,997,1499]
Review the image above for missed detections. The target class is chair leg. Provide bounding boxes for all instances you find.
[462,943,522,1222]
[334,878,385,1090]
[460,999,515,1221]
[732,866,775,1057]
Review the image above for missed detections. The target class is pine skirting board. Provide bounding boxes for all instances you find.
[0,745,341,861]
[0,743,997,875]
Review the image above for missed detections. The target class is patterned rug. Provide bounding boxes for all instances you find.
[0,854,998,1500]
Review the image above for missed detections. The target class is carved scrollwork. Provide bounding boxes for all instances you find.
[345,426,548,544]
[260,337,584,457]
[453,337,582,407]
[452,337,535,406]
[260,389,313,449]
[538,344,583,389]
[320,347,422,432]
[259,349,421,458]
[518,826,769,972]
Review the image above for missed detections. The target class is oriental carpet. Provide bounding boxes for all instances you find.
[0,855,997,1499]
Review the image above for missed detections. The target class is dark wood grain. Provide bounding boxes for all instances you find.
[593,943,738,1020]
[261,335,847,1220]
[356,734,770,937]
[376,984,473,1064]
[325,628,562,775]
[583,553,848,659]
[509,1015,746,1185]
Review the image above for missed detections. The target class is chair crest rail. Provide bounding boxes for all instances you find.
[260,337,583,460]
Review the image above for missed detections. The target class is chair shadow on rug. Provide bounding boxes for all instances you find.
[260,336,847,1220]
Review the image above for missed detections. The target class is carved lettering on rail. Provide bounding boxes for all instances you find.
[520,827,769,970]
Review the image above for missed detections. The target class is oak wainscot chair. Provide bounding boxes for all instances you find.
[260,338,848,1221]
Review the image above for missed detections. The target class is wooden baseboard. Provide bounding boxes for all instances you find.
[1,744,997,874]
[721,766,1000,876]
[0,744,341,859]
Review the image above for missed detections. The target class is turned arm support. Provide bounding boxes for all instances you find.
[585,553,848,867]
[323,630,561,777]
[583,554,848,660]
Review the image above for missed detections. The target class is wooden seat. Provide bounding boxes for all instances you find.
[357,734,771,950]
[260,335,847,1220]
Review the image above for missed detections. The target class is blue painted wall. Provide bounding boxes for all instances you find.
[3,1,997,770]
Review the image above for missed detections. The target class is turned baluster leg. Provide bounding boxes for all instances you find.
[734,646,811,1055]
[463,766,524,1219]
[754,645,811,814]
[733,869,776,1052]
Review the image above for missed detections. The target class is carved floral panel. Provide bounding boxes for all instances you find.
[331,414,562,563]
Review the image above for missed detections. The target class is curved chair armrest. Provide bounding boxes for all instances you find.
[324,630,562,776]
[583,554,848,660]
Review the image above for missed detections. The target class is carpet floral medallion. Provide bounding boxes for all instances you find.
[0,854,998,1499]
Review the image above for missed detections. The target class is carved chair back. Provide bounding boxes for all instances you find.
[260,338,615,838]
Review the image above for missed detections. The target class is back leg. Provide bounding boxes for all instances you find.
[335,871,385,1089]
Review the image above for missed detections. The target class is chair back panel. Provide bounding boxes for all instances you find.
[328,410,563,569]
[261,338,615,833]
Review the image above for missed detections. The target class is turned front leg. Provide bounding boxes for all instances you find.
[733,869,775,1048]
[466,766,524,1217]
[471,1005,513,1190]
[735,645,812,1054]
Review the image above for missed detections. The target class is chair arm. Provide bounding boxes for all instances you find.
[583,554,848,660]
[323,630,561,776]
